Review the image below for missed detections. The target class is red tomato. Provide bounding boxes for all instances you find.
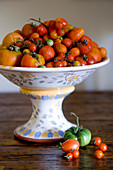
[93,137,102,146]
[55,21,63,29]
[74,56,87,66]
[77,42,92,55]
[73,150,79,158]
[95,150,104,159]
[39,46,55,61]
[89,47,101,63]
[56,18,69,25]
[87,55,96,65]
[21,24,36,39]
[61,139,79,153]
[46,62,54,67]
[54,61,63,67]
[67,54,74,62]
[54,43,67,54]
[98,143,107,152]
[69,47,80,57]
[15,41,23,47]
[57,29,65,36]
[37,25,47,36]
[63,38,73,47]
[65,152,73,160]
[68,28,84,42]
[62,60,67,67]
[28,43,37,52]
[80,35,92,43]
[24,40,32,45]
[21,54,38,67]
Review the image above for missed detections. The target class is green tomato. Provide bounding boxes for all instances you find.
[64,131,77,141]
[46,39,54,46]
[77,128,91,147]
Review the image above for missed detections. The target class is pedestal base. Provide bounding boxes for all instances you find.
[14,86,76,143]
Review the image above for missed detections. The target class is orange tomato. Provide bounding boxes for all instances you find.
[99,47,107,58]
[46,62,54,67]
[21,24,36,39]
[30,32,39,39]
[56,18,69,26]
[63,38,73,47]
[89,47,101,63]
[68,28,84,42]
[2,32,23,46]
[69,47,80,57]
[54,43,67,54]
[0,46,22,66]
[61,139,79,153]
[91,41,99,48]
[39,46,55,61]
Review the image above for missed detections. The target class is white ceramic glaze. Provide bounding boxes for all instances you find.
[0,57,110,143]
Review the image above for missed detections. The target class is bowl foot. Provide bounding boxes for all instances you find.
[14,86,75,143]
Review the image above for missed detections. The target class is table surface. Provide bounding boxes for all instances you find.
[0,91,113,170]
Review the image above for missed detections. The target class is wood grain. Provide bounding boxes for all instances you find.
[0,92,113,170]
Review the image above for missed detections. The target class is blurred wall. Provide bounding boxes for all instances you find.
[0,0,112,92]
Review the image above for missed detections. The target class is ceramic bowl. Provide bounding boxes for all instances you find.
[0,57,110,143]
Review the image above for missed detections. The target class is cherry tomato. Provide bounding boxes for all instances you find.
[24,40,32,45]
[63,24,73,33]
[67,54,74,62]
[95,150,104,159]
[63,38,73,47]
[74,56,87,66]
[57,29,65,36]
[61,139,79,153]
[55,21,63,29]
[54,43,67,54]
[39,46,55,61]
[99,47,107,59]
[87,55,96,65]
[15,41,23,47]
[98,143,107,152]
[73,61,81,66]
[65,152,73,160]
[77,42,92,55]
[54,61,63,67]
[46,62,54,67]
[89,47,101,63]
[56,18,69,26]
[21,54,38,67]
[30,32,39,40]
[73,150,79,158]
[49,20,56,29]
[50,31,58,39]
[37,25,47,36]
[46,39,54,46]
[68,28,84,42]
[28,43,37,52]
[69,47,80,57]
[35,38,43,43]
[80,35,92,43]
[62,60,67,67]
[93,137,102,146]
[43,34,50,41]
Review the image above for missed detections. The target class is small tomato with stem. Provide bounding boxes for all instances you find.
[95,150,104,159]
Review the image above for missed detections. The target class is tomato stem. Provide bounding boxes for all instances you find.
[28,18,49,30]
[70,112,79,134]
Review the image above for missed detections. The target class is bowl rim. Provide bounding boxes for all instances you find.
[0,57,110,72]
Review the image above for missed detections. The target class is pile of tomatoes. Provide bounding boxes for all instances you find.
[1,17,107,67]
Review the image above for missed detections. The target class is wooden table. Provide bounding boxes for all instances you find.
[0,92,113,170]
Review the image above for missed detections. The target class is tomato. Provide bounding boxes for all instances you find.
[91,41,99,48]
[64,113,91,147]
[77,41,92,55]
[55,21,63,29]
[39,46,55,61]
[28,43,37,52]
[62,60,67,67]
[63,38,73,47]
[75,57,87,66]
[98,143,107,152]
[35,38,43,43]
[24,40,32,45]
[73,150,79,158]
[61,139,79,153]
[46,62,54,67]
[21,54,39,67]
[46,39,54,46]
[73,61,81,66]
[92,137,102,146]
[42,34,50,41]
[89,47,101,63]
[54,43,67,54]
[15,41,23,47]
[54,60,63,67]
[30,32,39,40]
[37,25,47,36]
[99,47,107,58]
[49,20,56,29]
[21,24,35,39]
[69,47,80,57]
[57,29,65,36]
[68,28,84,42]
[56,18,69,26]
[65,152,73,160]
[63,24,73,33]
[50,31,58,39]
[67,54,74,62]
[87,55,96,65]
[80,35,92,43]
[95,150,103,159]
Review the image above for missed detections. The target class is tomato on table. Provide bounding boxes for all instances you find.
[92,137,102,146]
